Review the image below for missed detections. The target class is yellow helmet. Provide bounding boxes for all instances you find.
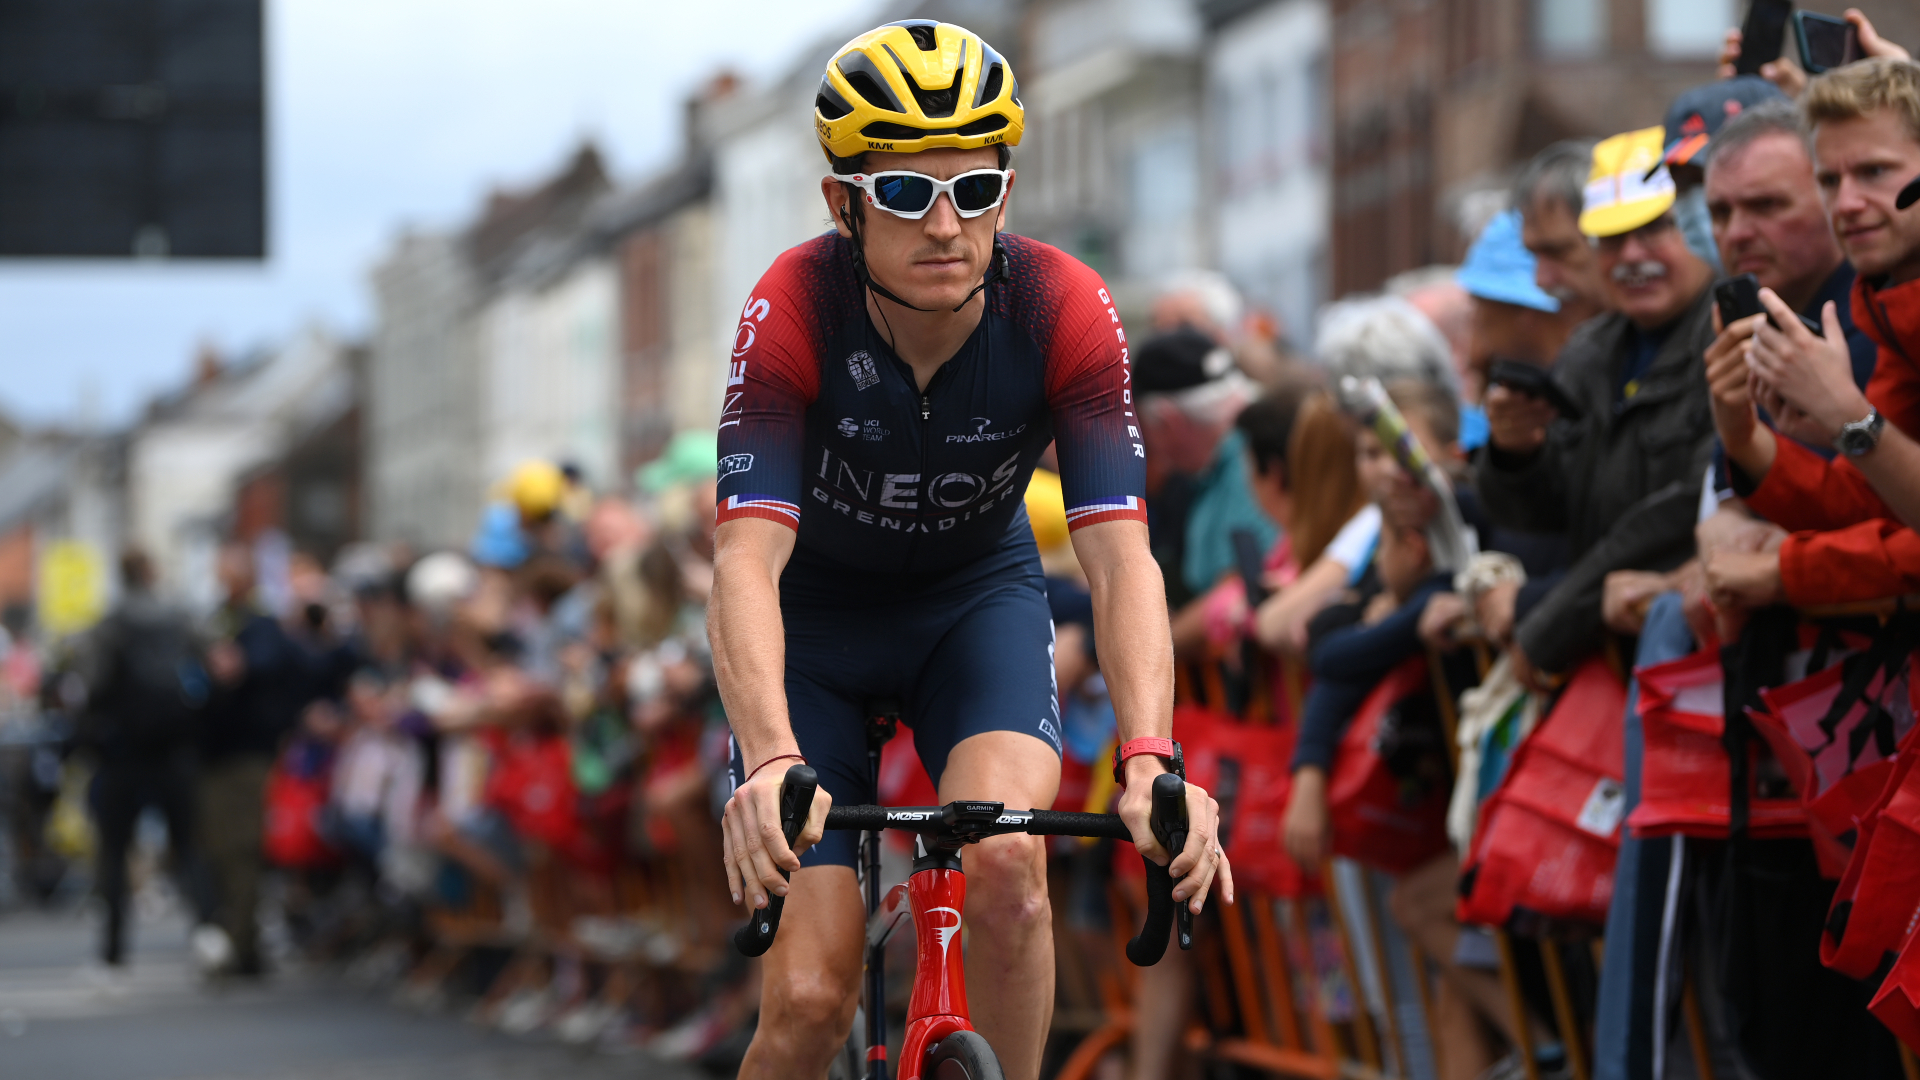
[814,21,1024,162]
[504,460,566,522]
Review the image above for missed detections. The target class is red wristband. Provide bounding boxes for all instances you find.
[745,753,806,784]
[1113,737,1183,785]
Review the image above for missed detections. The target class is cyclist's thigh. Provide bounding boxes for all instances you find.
[729,670,870,869]
[908,571,1063,793]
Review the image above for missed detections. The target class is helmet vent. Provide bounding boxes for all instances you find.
[845,70,898,112]
[816,79,853,121]
[881,40,962,119]
[977,63,1003,105]
[905,24,938,50]
[957,114,1008,137]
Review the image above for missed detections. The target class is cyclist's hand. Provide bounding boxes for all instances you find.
[1118,758,1234,914]
[721,764,831,910]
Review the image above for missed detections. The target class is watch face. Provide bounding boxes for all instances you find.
[1839,426,1875,456]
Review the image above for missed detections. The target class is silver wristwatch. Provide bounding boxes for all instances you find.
[1834,409,1886,458]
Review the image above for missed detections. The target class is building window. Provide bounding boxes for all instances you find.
[1646,0,1736,57]
[1535,0,1605,56]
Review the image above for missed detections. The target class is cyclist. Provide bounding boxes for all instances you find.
[711,19,1231,1080]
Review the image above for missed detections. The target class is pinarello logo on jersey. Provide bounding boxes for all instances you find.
[945,417,1028,444]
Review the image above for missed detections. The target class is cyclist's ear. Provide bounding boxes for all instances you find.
[821,176,857,239]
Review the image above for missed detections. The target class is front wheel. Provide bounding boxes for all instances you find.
[924,1030,1005,1080]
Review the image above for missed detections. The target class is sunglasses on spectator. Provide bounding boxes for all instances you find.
[1595,213,1677,252]
[831,169,1011,220]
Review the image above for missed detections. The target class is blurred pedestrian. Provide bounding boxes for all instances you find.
[195,541,322,977]
[77,549,207,969]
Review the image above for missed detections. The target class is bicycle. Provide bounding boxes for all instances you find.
[733,713,1194,1080]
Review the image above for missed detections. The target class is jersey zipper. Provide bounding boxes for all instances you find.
[905,364,955,574]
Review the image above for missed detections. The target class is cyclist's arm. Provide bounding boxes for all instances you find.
[710,250,831,909]
[1038,248,1230,912]
[1074,521,1234,912]
[711,518,799,782]
[712,519,828,910]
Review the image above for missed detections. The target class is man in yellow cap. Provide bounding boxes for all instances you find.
[1475,125,1718,687]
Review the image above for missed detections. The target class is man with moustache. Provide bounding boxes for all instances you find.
[1475,127,1718,687]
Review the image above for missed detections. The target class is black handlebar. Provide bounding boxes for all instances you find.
[732,764,819,957]
[733,764,1195,966]
[1126,772,1191,965]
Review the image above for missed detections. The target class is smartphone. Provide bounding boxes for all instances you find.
[1714,273,1825,334]
[1795,10,1861,73]
[1738,0,1795,76]
[1231,528,1270,607]
[1487,360,1584,422]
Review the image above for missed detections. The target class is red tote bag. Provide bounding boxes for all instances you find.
[1627,649,1808,840]
[1458,658,1627,927]
[1176,704,1313,897]
[1821,730,1920,979]
[263,763,340,869]
[1870,925,1920,1054]
[1327,656,1452,875]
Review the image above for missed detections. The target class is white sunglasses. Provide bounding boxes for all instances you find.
[830,168,1011,220]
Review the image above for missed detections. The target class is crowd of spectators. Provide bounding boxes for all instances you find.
[1119,12,1920,1079]
[11,9,1920,1080]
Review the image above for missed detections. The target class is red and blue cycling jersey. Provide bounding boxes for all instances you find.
[716,232,1148,576]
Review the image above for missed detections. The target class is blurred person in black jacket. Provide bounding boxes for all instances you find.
[78,549,208,968]
[193,541,324,977]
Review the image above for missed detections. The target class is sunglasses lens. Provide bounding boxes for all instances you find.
[953,173,1004,213]
[873,174,934,213]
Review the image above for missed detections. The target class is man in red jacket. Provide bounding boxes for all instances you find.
[1710,58,1920,611]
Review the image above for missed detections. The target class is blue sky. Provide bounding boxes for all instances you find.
[0,0,879,428]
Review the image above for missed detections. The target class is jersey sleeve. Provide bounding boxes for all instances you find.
[715,247,823,530]
[1039,259,1150,531]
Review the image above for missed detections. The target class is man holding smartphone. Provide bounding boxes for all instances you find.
[1711,58,1920,612]
[1690,98,1880,633]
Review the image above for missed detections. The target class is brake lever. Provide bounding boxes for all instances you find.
[733,763,819,957]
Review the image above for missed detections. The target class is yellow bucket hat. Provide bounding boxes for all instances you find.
[1579,126,1675,238]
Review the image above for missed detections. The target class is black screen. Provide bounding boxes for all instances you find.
[1797,11,1861,73]
[1737,0,1794,76]
[0,0,266,259]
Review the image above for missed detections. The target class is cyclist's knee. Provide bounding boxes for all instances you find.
[765,964,859,1034]
[965,834,1049,928]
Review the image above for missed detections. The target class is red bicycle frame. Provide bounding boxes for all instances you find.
[876,865,974,1080]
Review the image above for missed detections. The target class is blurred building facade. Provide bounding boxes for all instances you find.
[29,0,1920,624]
[129,330,354,608]
[1326,0,1920,294]
[1203,0,1330,345]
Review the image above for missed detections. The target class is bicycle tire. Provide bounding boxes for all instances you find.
[923,1029,1005,1080]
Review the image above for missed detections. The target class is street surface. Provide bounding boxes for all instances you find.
[0,902,706,1080]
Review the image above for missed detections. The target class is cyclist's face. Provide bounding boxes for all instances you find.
[825,146,1011,311]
